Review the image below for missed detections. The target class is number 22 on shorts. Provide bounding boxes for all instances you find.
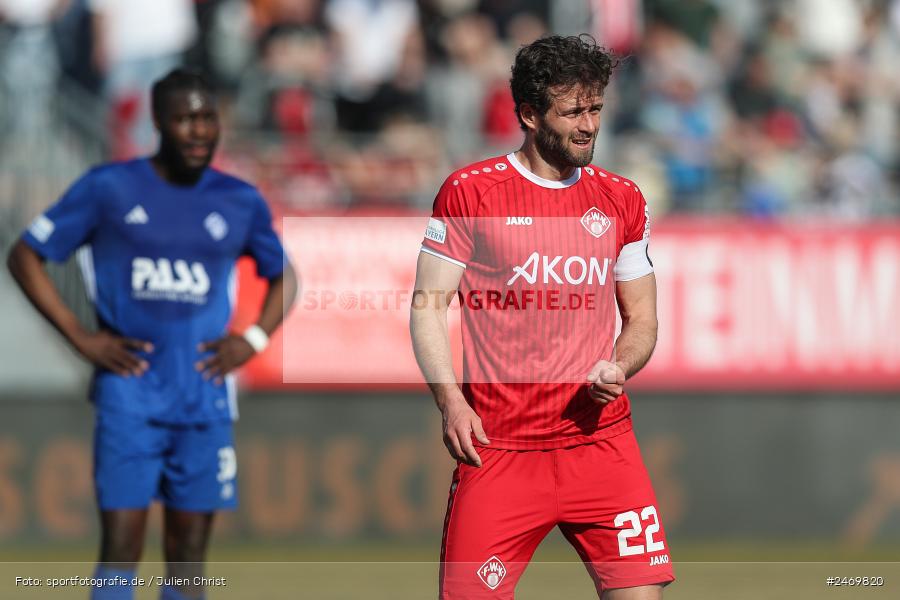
[614,505,665,556]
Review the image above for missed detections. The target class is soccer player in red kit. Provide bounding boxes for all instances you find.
[410,35,673,599]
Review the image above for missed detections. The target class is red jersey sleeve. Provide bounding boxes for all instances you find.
[624,185,651,244]
[420,175,478,268]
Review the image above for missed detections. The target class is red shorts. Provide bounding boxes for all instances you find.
[440,429,674,598]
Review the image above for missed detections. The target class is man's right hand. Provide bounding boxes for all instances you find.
[73,331,153,377]
[439,393,490,467]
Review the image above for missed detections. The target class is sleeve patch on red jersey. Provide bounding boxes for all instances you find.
[643,204,651,240]
[425,217,447,244]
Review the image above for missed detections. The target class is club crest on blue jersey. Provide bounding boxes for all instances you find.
[204,212,228,241]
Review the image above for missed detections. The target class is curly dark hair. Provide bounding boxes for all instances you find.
[510,35,618,131]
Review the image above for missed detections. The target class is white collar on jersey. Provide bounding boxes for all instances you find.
[506,152,581,189]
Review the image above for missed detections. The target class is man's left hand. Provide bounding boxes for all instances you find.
[195,335,257,384]
[586,360,626,405]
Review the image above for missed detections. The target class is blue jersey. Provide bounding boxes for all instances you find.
[22,158,285,424]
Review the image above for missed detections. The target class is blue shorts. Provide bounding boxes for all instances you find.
[93,411,238,511]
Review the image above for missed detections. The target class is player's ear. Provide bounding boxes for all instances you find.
[519,103,539,132]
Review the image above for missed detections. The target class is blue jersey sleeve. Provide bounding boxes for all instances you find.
[244,193,286,279]
[22,169,102,262]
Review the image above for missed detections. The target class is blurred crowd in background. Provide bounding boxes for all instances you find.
[1,0,899,218]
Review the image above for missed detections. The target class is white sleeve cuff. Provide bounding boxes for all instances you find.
[420,246,467,269]
[615,239,653,281]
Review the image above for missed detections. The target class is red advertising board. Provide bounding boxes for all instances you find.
[234,214,900,391]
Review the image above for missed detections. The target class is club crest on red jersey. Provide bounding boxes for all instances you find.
[581,207,611,238]
[476,555,507,590]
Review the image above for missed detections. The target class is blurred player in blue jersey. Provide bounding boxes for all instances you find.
[6,69,297,600]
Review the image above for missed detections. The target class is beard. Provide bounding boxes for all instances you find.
[534,122,596,169]
[158,136,216,183]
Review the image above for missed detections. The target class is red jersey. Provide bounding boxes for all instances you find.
[421,153,653,450]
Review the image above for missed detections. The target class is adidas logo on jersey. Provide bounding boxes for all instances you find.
[131,257,210,304]
[507,252,610,286]
[124,205,149,224]
[476,556,506,590]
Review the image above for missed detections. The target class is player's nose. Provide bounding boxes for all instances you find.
[191,123,210,141]
[577,113,598,135]
[190,119,214,141]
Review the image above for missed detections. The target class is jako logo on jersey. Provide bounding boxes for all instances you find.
[650,554,670,566]
[204,212,228,241]
[124,205,149,225]
[507,252,610,286]
[131,257,210,303]
[505,216,533,225]
[581,207,611,238]
[476,556,506,590]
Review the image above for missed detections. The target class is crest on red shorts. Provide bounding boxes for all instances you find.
[477,555,507,590]
[580,207,611,238]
